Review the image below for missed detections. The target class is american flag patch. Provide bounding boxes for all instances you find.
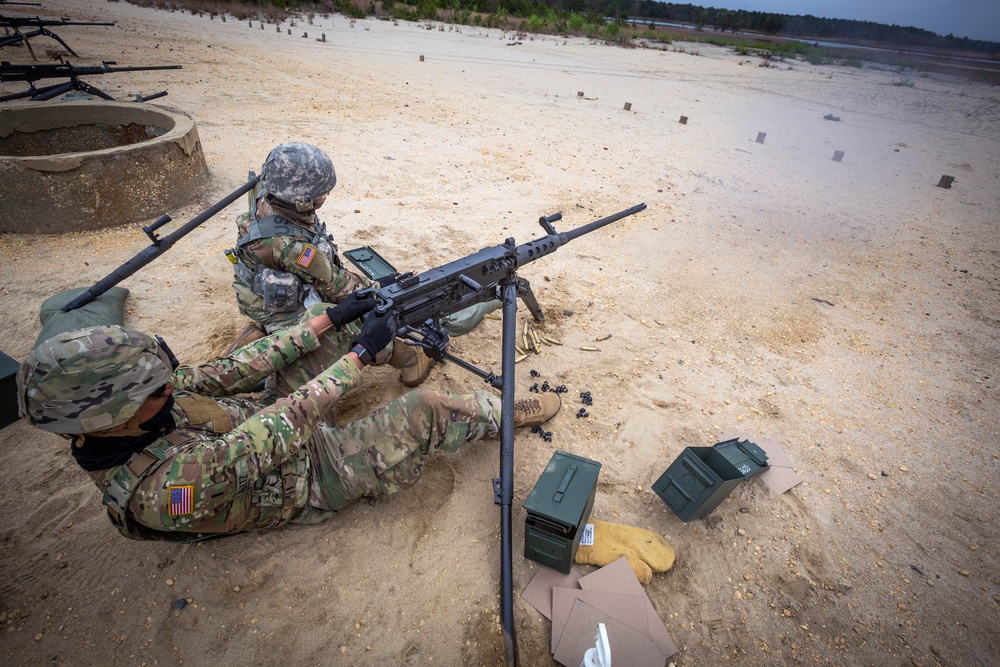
[168,485,194,516]
[296,246,316,268]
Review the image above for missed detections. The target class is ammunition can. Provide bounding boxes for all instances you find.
[651,439,769,522]
[523,450,601,573]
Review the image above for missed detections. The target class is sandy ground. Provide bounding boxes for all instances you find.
[2,2,999,666]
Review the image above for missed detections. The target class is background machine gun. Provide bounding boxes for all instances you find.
[0,60,181,102]
[0,15,114,59]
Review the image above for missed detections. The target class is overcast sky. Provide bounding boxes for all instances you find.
[702,0,1000,42]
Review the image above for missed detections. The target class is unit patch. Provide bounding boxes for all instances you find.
[296,246,317,268]
[168,485,194,516]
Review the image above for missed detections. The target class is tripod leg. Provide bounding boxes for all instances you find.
[40,28,79,57]
[31,81,73,101]
[515,277,544,322]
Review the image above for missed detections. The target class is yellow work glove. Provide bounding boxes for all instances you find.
[575,519,676,584]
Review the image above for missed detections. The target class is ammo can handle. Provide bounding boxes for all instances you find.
[552,464,577,503]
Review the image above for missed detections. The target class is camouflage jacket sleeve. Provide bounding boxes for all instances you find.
[171,322,322,397]
[272,236,373,303]
[131,356,363,533]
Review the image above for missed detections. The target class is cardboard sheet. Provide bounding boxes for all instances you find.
[520,566,583,620]
[578,555,645,596]
[552,599,669,667]
[721,429,804,494]
[576,556,678,659]
[550,587,649,653]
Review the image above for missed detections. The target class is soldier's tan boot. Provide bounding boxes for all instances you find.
[512,393,562,428]
[388,340,436,387]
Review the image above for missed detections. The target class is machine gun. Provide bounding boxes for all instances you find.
[0,16,114,59]
[0,60,181,102]
[355,202,647,665]
[61,174,263,313]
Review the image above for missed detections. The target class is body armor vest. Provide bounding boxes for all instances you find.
[231,213,340,314]
[100,394,309,542]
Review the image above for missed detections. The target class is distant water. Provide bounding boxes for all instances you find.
[623,18,995,63]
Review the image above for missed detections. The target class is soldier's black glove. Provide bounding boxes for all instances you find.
[351,309,398,365]
[326,290,376,330]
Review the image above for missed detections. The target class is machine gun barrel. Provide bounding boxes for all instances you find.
[0,17,116,27]
[0,62,182,83]
[368,203,647,330]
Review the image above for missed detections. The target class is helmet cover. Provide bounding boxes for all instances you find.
[261,142,337,209]
[17,326,176,434]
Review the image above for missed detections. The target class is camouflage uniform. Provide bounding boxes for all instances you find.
[232,192,373,331]
[232,189,498,335]
[18,324,500,541]
[231,142,497,336]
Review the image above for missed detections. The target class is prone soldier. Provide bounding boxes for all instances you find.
[16,301,560,540]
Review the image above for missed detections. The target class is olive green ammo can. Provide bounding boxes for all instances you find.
[0,349,21,430]
[523,450,601,573]
[651,438,769,522]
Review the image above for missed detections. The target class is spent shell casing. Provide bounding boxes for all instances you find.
[596,334,612,342]
[514,353,529,363]
[580,346,600,351]
[543,336,562,345]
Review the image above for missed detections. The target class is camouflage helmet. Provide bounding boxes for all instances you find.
[17,326,176,435]
[261,142,337,211]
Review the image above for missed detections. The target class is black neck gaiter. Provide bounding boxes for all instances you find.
[71,396,176,472]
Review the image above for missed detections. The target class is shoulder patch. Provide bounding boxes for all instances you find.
[296,246,317,268]
[168,485,194,516]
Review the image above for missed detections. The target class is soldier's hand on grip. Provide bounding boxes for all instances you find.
[326,290,376,330]
[352,309,397,361]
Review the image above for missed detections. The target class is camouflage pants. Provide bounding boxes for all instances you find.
[297,387,500,519]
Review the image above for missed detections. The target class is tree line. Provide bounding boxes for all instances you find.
[601,1,997,53]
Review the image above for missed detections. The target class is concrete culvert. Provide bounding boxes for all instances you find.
[0,101,209,234]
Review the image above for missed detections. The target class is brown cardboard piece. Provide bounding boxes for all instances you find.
[721,429,804,494]
[550,587,649,653]
[521,566,583,620]
[552,599,669,667]
[576,556,678,659]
